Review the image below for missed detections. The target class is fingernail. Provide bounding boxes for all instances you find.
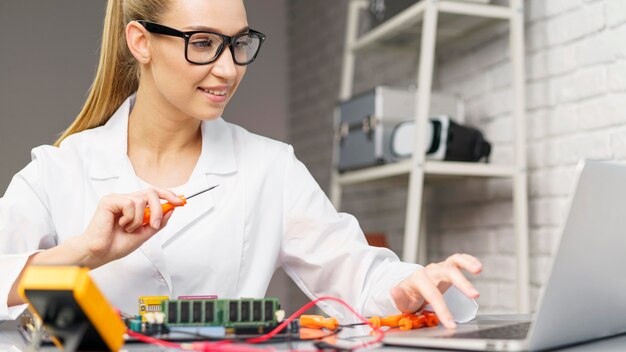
[153,219,161,228]
[446,319,456,328]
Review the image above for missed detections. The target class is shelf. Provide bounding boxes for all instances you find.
[425,160,515,177]
[334,0,529,313]
[351,0,513,53]
[337,160,515,185]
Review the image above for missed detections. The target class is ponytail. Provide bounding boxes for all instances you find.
[54,0,169,146]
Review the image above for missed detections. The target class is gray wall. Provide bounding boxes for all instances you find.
[226,0,288,142]
[0,0,288,194]
[0,1,106,194]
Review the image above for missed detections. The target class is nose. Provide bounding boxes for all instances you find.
[211,46,238,80]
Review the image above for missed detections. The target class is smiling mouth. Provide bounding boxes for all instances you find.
[198,87,228,96]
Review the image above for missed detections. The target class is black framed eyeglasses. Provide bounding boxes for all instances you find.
[137,20,266,66]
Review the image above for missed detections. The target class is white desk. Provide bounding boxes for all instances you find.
[3,318,626,351]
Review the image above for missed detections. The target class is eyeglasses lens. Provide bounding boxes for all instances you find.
[187,33,261,65]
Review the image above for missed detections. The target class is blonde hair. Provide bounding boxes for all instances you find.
[54,0,169,146]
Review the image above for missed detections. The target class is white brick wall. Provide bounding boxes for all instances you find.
[287,0,626,314]
[431,0,626,313]
[607,0,626,27]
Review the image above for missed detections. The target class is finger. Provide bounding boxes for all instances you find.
[446,266,480,299]
[145,189,164,229]
[448,253,483,274]
[153,186,184,205]
[160,209,174,228]
[136,209,174,242]
[126,197,147,233]
[115,197,136,228]
[100,195,125,224]
[413,272,456,328]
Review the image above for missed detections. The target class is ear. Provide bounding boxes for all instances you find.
[126,21,151,63]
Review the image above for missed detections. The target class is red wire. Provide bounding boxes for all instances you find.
[127,329,184,349]
[246,296,385,350]
[128,330,266,352]
[189,341,271,352]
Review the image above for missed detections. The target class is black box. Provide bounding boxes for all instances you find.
[369,0,418,29]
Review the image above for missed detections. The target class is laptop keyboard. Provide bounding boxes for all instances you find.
[450,322,531,340]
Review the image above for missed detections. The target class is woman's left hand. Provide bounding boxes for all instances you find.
[391,253,483,329]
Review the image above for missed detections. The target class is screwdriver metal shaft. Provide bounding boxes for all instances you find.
[142,185,218,226]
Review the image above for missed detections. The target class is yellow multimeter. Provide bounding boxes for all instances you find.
[18,265,126,351]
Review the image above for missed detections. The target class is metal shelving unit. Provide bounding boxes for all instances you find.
[330,0,530,313]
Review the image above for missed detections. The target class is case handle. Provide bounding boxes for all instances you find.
[337,115,377,144]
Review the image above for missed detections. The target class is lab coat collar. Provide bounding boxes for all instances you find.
[88,93,238,179]
[85,94,231,292]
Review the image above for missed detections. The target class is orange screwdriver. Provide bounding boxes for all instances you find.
[300,315,339,330]
[142,185,218,226]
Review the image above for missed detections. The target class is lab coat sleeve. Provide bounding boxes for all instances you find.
[0,150,56,320]
[279,145,477,323]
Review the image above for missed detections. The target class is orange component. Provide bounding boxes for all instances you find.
[371,313,430,330]
[423,311,440,327]
[300,315,339,330]
[397,317,416,331]
[370,313,436,331]
[142,195,186,226]
[406,314,427,329]
[300,327,337,340]
[368,314,406,328]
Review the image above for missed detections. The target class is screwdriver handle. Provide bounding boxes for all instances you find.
[370,313,434,330]
[423,311,440,327]
[369,314,405,328]
[300,315,339,330]
[142,195,186,226]
[398,314,427,330]
[397,317,415,331]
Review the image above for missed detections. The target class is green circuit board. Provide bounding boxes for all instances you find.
[162,298,281,328]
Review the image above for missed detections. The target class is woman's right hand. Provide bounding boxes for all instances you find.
[78,188,184,268]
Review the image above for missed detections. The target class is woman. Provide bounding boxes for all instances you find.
[0,0,482,327]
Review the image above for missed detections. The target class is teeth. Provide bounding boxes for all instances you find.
[201,88,227,96]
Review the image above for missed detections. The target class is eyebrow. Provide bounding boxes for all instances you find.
[183,25,250,34]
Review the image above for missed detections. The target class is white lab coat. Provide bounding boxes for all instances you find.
[0,94,477,321]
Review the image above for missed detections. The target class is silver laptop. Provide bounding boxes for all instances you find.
[383,160,626,351]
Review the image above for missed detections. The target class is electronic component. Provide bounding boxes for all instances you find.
[138,295,168,322]
[162,298,283,333]
[127,297,295,340]
[18,266,126,352]
[127,315,143,333]
[177,295,218,300]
